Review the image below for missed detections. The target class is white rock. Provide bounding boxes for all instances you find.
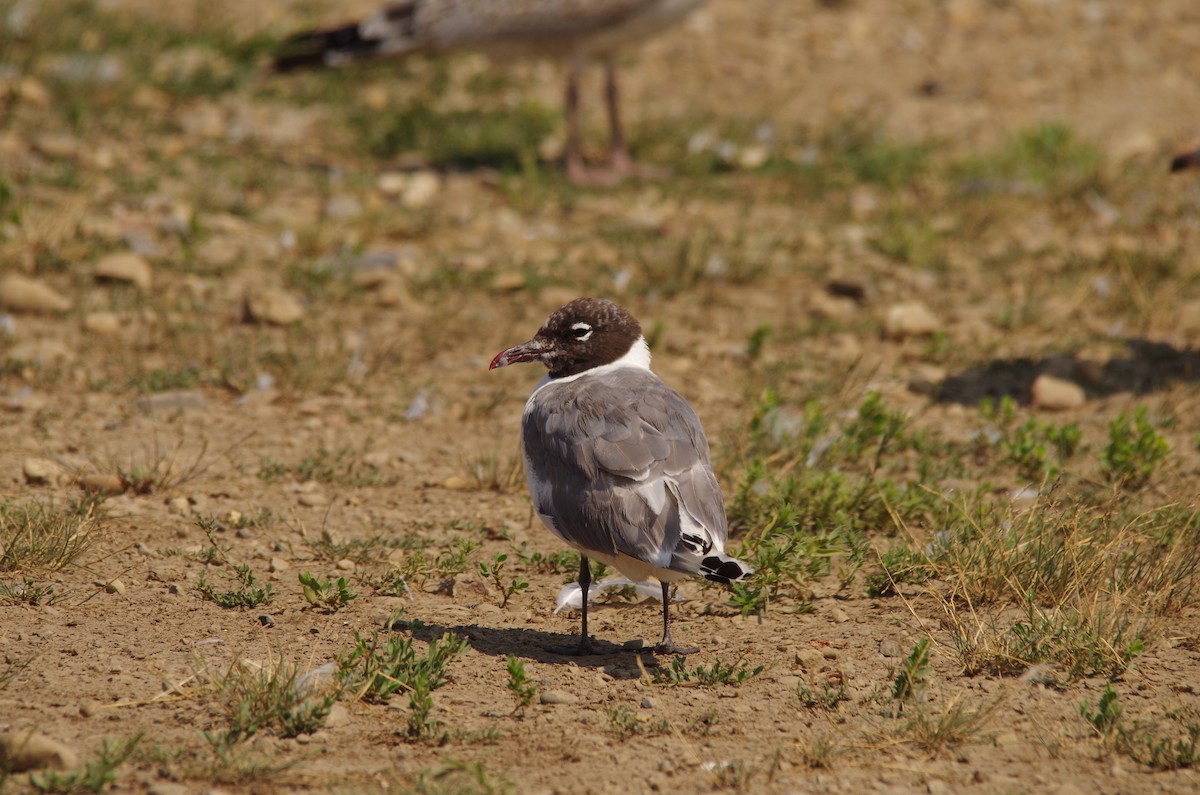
[883,301,942,338]
[0,731,79,772]
[244,287,304,325]
[95,252,152,291]
[402,171,440,208]
[1031,374,1085,410]
[23,458,64,486]
[83,312,122,335]
[0,275,71,313]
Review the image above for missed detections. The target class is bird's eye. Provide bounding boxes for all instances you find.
[569,322,593,341]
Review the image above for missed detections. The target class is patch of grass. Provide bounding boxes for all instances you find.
[825,117,933,189]
[115,437,214,495]
[607,706,671,740]
[466,453,525,493]
[196,564,275,609]
[298,571,357,611]
[1081,684,1200,770]
[337,630,468,739]
[897,694,999,754]
[0,577,61,606]
[955,122,1104,196]
[354,98,557,174]
[410,758,515,795]
[27,734,142,794]
[654,654,764,688]
[203,657,339,753]
[796,672,849,711]
[0,497,98,574]
[0,656,34,691]
[509,542,579,576]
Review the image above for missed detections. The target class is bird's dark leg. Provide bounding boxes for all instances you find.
[653,582,699,655]
[547,555,620,656]
[603,59,633,176]
[564,62,596,186]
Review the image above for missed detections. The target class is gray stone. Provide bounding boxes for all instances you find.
[134,391,207,415]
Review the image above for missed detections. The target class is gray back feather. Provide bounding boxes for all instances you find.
[523,367,726,572]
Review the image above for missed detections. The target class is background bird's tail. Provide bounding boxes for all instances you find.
[699,553,754,584]
[1171,148,1200,173]
[273,1,421,72]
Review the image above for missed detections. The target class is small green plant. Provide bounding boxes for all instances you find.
[28,734,142,794]
[796,675,849,711]
[412,758,516,795]
[1003,418,1082,482]
[298,572,358,611]
[338,630,469,739]
[505,655,537,715]
[0,577,60,606]
[1080,685,1200,769]
[654,654,764,688]
[1102,407,1169,488]
[190,517,231,565]
[478,553,529,608]
[196,564,275,609]
[891,638,931,705]
[865,546,933,598]
[607,706,670,740]
[1081,683,1123,742]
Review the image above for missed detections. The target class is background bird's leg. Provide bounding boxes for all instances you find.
[604,58,632,176]
[653,583,699,655]
[564,60,622,186]
[564,61,592,186]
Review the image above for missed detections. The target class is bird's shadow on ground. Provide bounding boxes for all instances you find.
[935,338,1200,405]
[410,618,666,678]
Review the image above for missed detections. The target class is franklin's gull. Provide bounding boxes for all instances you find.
[490,297,752,655]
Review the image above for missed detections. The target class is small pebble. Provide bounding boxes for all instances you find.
[257,614,275,628]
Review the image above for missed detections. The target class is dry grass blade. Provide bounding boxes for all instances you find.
[0,497,100,574]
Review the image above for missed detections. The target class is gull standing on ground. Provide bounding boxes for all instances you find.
[275,0,711,185]
[490,297,752,655]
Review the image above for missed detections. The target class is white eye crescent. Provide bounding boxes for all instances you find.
[570,322,593,341]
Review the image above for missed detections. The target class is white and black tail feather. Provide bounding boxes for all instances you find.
[274,1,419,72]
[700,553,753,584]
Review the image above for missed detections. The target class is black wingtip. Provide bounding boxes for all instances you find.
[700,556,752,584]
[272,23,380,73]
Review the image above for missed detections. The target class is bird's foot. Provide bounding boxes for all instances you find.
[650,640,700,655]
[545,637,623,656]
[566,158,624,188]
[565,153,670,187]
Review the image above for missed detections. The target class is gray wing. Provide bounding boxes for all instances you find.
[523,368,727,572]
[417,0,658,48]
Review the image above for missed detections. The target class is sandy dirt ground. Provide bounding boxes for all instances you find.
[3,0,1200,793]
